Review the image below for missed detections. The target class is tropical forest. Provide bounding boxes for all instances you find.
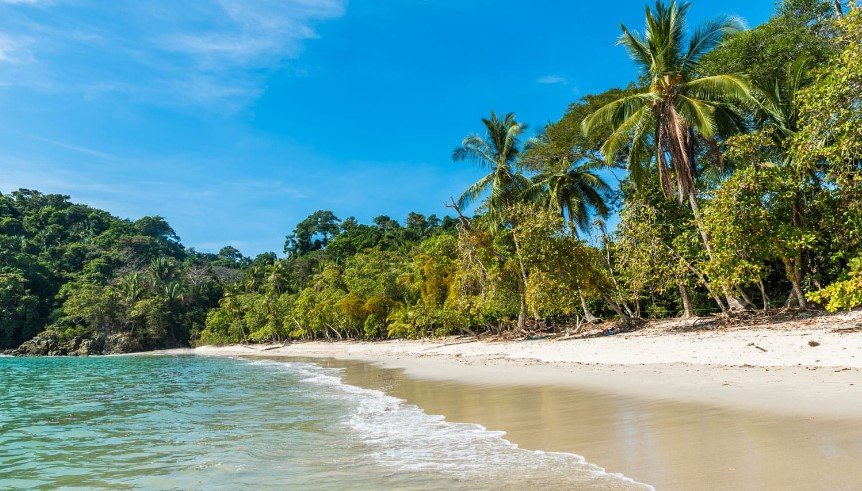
[3,0,861,354]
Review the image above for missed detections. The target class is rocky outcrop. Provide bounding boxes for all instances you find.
[101,333,145,354]
[5,330,176,356]
[4,331,102,356]
[4,330,161,356]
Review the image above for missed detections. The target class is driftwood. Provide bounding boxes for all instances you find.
[423,339,479,351]
[747,342,768,352]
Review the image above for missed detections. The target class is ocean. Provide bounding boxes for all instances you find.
[0,355,647,490]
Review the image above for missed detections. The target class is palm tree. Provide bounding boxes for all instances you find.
[532,156,611,322]
[267,262,290,295]
[532,156,611,237]
[760,57,812,142]
[149,257,175,285]
[117,272,144,304]
[453,111,531,223]
[583,0,758,311]
[453,111,532,330]
[163,281,186,306]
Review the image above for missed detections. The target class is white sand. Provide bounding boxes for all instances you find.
[160,310,862,419]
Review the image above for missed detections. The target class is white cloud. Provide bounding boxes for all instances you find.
[0,0,347,110]
[0,34,33,63]
[536,75,567,85]
[161,0,345,68]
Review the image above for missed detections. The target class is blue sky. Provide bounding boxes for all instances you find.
[0,0,774,256]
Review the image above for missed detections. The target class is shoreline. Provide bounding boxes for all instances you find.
[155,310,862,419]
[142,311,862,489]
[293,357,862,490]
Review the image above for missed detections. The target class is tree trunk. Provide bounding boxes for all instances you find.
[517,296,528,332]
[602,293,628,320]
[834,0,844,16]
[784,287,799,309]
[679,283,694,318]
[657,238,727,313]
[757,279,769,312]
[783,257,808,310]
[792,254,808,310]
[736,286,757,310]
[511,231,530,332]
[789,194,808,310]
[663,109,746,313]
[579,290,600,323]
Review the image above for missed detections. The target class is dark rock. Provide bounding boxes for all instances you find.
[64,335,102,356]
[7,330,61,356]
[8,330,173,356]
[101,333,144,354]
[8,331,103,356]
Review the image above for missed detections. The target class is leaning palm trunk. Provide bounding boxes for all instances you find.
[584,2,759,315]
[664,107,749,312]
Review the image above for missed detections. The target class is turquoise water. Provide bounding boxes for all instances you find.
[0,355,647,490]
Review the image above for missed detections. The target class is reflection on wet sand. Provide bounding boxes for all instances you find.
[292,357,862,490]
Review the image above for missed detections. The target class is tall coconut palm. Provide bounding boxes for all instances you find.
[583,0,758,310]
[453,111,532,330]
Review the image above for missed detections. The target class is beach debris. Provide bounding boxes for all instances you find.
[808,340,820,347]
[747,342,768,352]
[830,326,861,334]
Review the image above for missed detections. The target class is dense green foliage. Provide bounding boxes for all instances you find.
[3,1,861,352]
[0,190,240,351]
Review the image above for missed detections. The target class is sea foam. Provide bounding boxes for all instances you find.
[251,359,653,490]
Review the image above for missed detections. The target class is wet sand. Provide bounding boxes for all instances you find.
[301,357,862,490]
[151,311,862,489]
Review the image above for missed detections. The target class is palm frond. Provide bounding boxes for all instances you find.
[682,74,755,106]
[452,135,496,169]
[683,15,745,70]
[618,25,653,73]
[581,92,653,138]
[457,172,495,209]
[675,94,717,138]
[599,105,653,163]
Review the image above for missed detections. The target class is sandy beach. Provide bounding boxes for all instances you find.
[155,310,862,489]
[175,310,862,418]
